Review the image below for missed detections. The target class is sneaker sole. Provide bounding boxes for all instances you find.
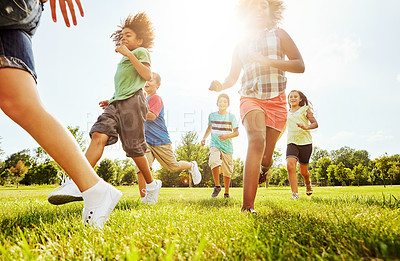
[48,195,83,205]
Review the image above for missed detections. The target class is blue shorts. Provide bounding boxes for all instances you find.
[0,0,44,81]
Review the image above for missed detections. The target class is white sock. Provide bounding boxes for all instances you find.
[82,179,108,208]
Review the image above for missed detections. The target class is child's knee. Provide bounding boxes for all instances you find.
[248,134,265,152]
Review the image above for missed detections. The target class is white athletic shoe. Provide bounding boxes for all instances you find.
[291,192,299,200]
[190,161,202,185]
[82,182,122,228]
[48,172,83,205]
[142,179,162,204]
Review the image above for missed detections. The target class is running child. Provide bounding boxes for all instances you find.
[1,0,122,228]
[137,72,202,203]
[286,90,318,200]
[209,0,305,212]
[48,12,162,205]
[201,94,239,198]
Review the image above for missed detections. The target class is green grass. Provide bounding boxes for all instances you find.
[0,185,400,260]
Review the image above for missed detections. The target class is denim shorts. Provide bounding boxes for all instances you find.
[0,29,37,80]
[0,0,43,81]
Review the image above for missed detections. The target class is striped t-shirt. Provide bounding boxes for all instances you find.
[208,112,238,154]
[238,27,287,100]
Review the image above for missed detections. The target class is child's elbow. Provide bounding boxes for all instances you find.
[298,62,305,73]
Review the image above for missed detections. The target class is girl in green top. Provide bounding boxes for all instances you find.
[286,90,318,200]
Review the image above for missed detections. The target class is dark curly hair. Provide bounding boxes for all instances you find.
[111,12,155,50]
[237,0,285,28]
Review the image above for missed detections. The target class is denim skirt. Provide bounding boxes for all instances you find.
[0,0,43,81]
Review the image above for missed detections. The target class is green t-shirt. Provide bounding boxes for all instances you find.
[109,47,151,103]
[208,111,238,154]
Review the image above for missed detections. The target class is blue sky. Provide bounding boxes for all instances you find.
[1,0,399,165]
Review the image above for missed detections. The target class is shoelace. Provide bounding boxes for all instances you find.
[50,172,72,192]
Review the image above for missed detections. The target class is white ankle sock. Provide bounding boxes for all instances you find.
[82,179,108,208]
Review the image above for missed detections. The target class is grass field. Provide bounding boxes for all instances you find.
[0,185,399,260]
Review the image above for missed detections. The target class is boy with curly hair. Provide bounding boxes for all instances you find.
[48,12,162,205]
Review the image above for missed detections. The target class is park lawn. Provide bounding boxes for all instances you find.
[0,185,399,260]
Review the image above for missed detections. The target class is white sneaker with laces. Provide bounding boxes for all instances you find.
[142,179,162,204]
[82,181,122,229]
[190,161,202,185]
[48,172,83,205]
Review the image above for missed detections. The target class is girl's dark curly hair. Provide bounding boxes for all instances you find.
[237,0,285,28]
[111,12,155,50]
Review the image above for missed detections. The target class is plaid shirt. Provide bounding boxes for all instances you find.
[238,27,287,100]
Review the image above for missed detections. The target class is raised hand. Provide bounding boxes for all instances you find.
[99,100,109,109]
[48,0,84,27]
[209,80,222,92]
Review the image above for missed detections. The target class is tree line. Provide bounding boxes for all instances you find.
[1,128,399,187]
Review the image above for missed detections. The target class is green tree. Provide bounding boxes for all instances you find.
[334,162,352,186]
[330,146,356,169]
[97,159,116,183]
[231,158,244,187]
[315,157,332,186]
[68,126,87,152]
[269,167,288,186]
[9,160,28,188]
[387,164,399,186]
[375,154,392,187]
[175,131,208,187]
[326,164,337,186]
[353,150,371,167]
[352,163,367,187]
[118,159,137,185]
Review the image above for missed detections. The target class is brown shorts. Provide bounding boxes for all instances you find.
[89,89,148,158]
[209,147,233,178]
[139,143,181,173]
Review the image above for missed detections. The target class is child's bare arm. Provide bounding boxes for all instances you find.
[218,127,239,141]
[297,109,318,130]
[209,47,242,92]
[146,111,157,121]
[201,125,213,146]
[247,29,305,73]
[115,45,152,81]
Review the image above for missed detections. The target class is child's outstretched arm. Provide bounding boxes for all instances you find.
[201,125,212,146]
[297,109,318,130]
[209,47,242,92]
[247,29,305,73]
[218,127,239,141]
[115,45,152,81]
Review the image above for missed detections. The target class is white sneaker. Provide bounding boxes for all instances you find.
[82,181,122,228]
[190,161,202,185]
[291,192,299,200]
[48,172,83,205]
[142,179,162,204]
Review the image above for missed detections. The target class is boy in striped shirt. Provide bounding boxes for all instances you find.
[201,94,239,198]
